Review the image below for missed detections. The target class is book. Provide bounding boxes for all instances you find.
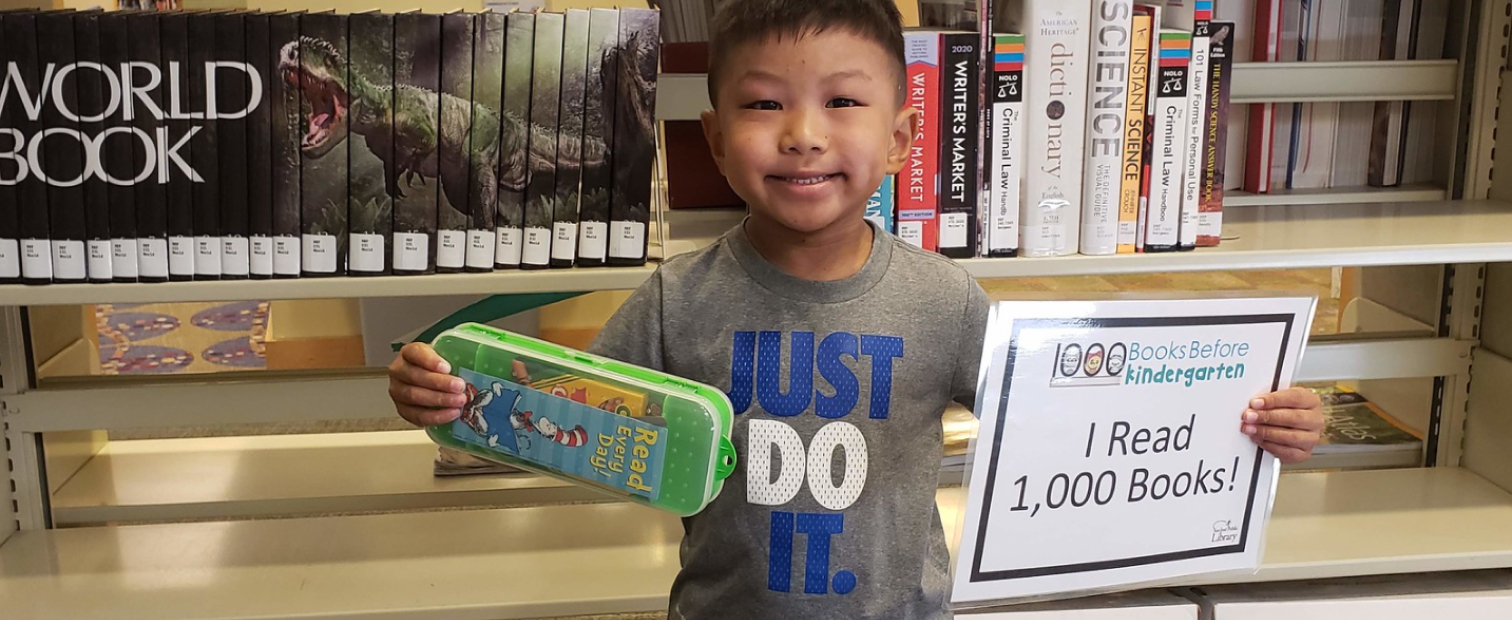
[576,8,619,267]
[607,8,659,266]
[1146,29,1190,253]
[494,10,533,269]
[1197,21,1234,247]
[0,12,23,284]
[1,12,47,283]
[1243,0,1282,194]
[188,11,222,279]
[346,11,396,277]
[246,12,275,279]
[938,31,979,259]
[1001,0,1091,257]
[126,12,169,283]
[392,12,441,275]
[99,11,138,282]
[297,13,349,277]
[900,31,941,251]
[217,12,251,279]
[1118,12,1152,254]
[467,10,506,273]
[1310,385,1423,457]
[1135,3,1162,253]
[866,175,896,234]
[74,11,115,282]
[1082,0,1133,257]
[160,12,194,281]
[551,9,591,269]
[985,33,1024,258]
[1367,0,1417,187]
[436,12,474,273]
[1168,1,1212,251]
[270,11,303,278]
[523,11,563,270]
[38,12,87,283]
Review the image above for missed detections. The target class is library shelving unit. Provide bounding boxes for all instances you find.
[6,3,1512,619]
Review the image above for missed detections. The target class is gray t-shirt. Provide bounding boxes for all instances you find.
[590,220,990,620]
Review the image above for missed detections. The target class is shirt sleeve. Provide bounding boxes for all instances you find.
[951,279,992,413]
[587,270,666,371]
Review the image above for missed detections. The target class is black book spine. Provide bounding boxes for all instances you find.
[550,9,589,269]
[0,12,24,283]
[436,13,474,273]
[466,11,504,273]
[607,8,658,266]
[7,13,52,284]
[522,11,562,270]
[38,13,87,283]
[298,13,349,277]
[270,12,302,278]
[99,12,138,282]
[75,12,115,282]
[217,13,250,279]
[938,32,979,259]
[494,11,533,269]
[391,12,439,275]
[159,13,195,280]
[188,12,221,278]
[346,12,394,276]
[246,12,274,278]
[576,8,618,268]
[128,12,168,282]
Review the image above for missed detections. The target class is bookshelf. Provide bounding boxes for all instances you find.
[4,0,1512,618]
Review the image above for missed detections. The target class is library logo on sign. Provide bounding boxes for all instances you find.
[1050,341,1126,387]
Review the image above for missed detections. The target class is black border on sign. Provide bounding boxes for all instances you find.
[969,313,1296,583]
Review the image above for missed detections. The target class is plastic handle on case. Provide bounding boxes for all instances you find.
[717,438,738,480]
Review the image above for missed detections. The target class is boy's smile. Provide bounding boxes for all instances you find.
[702,30,916,239]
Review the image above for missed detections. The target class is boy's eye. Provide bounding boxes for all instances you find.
[746,100,782,111]
[827,97,860,108]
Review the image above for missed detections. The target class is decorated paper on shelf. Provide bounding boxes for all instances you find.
[986,34,1024,258]
[1082,0,1134,257]
[951,295,1313,603]
[1145,30,1190,253]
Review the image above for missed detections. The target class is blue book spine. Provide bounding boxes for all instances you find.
[866,175,896,234]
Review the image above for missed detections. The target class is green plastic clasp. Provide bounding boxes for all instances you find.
[716,437,738,480]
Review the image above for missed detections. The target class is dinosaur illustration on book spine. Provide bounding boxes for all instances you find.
[436,12,475,273]
[347,11,396,276]
[468,12,506,272]
[551,9,590,268]
[523,11,563,270]
[390,12,441,275]
[576,8,619,267]
[294,13,349,276]
[608,8,659,266]
[495,11,534,269]
[271,12,304,277]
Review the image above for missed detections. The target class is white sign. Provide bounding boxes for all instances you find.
[951,296,1315,603]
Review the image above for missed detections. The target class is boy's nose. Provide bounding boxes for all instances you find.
[779,109,827,154]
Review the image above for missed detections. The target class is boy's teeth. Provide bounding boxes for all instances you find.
[788,175,831,185]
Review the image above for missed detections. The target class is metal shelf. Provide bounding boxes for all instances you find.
[4,468,1510,620]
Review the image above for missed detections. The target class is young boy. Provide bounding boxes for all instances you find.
[388,0,1325,617]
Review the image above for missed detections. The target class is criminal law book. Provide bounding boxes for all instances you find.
[551,9,591,269]
[1146,29,1190,253]
[0,12,20,283]
[392,12,441,275]
[188,11,222,279]
[576,8,619,267]
[1135,3,1162,253]
[0,11,41,283]
[494,10,533,269]
[436,12,474,273]
[1197,21,1234,247]
[938,31,979,259]
[217,12,251,279]
[74,11,114,282]
[270,11,303,278]
[466,10,506,273]
[128,12,169,282]
[522,11,563,270]
[246,12,275,278]
[160,12,195,280]
[1000,0,1091,257]
[1082,0,1133,257]
[900,31,941,251]
[38,12,87,282]
[1118,11,1153,253]
[985,33,1023,258]
[99,11,138,281]
[1156,0,1213,250]
[347,11,396,276]
[298,12,348,277]
[607,8,659,266]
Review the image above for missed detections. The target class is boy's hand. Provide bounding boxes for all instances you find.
[388,342,468,427]
[1241,387,1324,464]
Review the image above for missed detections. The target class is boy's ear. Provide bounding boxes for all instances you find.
[701,109,728,176]
[886,105,919,175]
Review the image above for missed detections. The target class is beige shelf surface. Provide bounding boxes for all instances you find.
[7,468,1512,619]
[1224,185,1447,208]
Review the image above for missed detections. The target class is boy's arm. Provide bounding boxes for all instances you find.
[951,280,992,413]
[587,271,666,371]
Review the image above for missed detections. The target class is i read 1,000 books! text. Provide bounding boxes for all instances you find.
[0,7,660,285]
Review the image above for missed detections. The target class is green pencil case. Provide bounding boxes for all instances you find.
[429,323,737,516]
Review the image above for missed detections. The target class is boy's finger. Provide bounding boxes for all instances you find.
[1242,424,1318,451]
[1258,441,1310,464]
[1250,387,1319,411]
[390,382,467,409]
[401,342,451,374]
[396,362,466,394]
[1243,407,1324,431]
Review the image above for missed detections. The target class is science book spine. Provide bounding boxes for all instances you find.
[466,11,506,272]
[606,8,659,266]
[900,31,941,252]
[938,31,979,259]
[2,13,47,283]
[299,13,348,277]
[392,12,441,275]
[38,13,86,283]
[1117,12,1152,253]
[522,11,563,270]
[1019,0,1090,257]
[1080,0,1132,256]
[494,10,533,269]
[347,12,395,276]
[986,33,1023,258]
[1198,20,1233,247]
[160,12,195,280]
[270,11,303,278]
[188,12,222,279]
[1146,29,1189,252]
[576,8,619,267]
[436,12,474,273]
[246,12,275,278]
[100,12,138,281]
[217,13,251,279]
[1177,2,1213,251]
[550,9,590,268]
[74,11,114,282]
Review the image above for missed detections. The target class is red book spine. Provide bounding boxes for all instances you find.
[1242,0,1282,194]
[901,31,941,252]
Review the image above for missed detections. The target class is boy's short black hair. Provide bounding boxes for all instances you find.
[706,0,907,106]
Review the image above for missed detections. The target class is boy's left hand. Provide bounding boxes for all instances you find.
[1241,387,1324,464]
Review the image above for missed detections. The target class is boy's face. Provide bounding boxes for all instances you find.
[702,30,916,236]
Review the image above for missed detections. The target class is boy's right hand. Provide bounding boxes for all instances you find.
[388,342,468,427]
